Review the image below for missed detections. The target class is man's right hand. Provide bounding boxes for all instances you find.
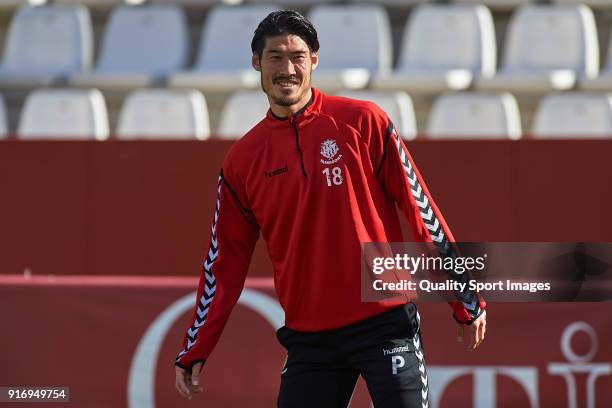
[175,362,204,400]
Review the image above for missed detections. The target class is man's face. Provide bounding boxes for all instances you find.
[252,34,318,112]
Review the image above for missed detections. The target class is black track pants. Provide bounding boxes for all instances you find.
[276,302,429,408]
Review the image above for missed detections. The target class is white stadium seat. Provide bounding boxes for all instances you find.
[351,0,428,8]
[373,4,496,94]
[151,0,242,6]
[169,4,278,92]
[336,91,417,140]
[426,92,522,139]
[308,4,392,92]
[245,0,319,5]
[71,5,188,90]
[0,94,8,139]
[478,5,598,94]
[0,0,47,9]
[216,91,269,139]
[17,89,109,140]
[453,0,530,11]
[532,93,612,138]
[116,89,210,140]
[54,0,127,9]
[554,0,612,10]
[581,28,612,90]
[0,5,92,87]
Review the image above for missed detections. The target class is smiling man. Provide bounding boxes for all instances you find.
[174,10,487,408]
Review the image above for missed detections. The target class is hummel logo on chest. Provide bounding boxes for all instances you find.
[265,165,288,180]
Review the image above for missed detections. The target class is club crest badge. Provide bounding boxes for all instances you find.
[320,139,342,164]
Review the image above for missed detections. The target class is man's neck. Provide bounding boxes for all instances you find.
[269,89,313,119]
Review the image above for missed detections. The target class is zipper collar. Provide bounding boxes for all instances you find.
[265,87,322,130]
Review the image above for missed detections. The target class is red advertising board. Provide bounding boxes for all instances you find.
[0,276,610,407]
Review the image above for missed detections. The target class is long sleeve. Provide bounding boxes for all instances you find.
[175,167,260,370]
[367,110,486,324]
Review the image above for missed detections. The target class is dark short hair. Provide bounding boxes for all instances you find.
[251,10,320,58]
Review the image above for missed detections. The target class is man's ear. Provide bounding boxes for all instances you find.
[311,51,318,71]
[252,53,261,72]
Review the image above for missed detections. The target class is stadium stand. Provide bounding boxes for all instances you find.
[531,92,612,138]
[70,4,188,90]
[308,4,392,92]
[554,0,612,9]
[477,4,599,94]
[581,27,612,90]
[17,88,109,140]
[453,0,530,11]
[168,4,278,92]
[116,89,210,140]
[216,90,268,139]
[336,90,417,139]
[0,0,46,9]
[350,0,427,7]
[150,0,243,6]
[0,1,610,137]
[0,94,7,138]
[425,92,522,139]
[372,4,496,94]
[54,0,127,9]
[0,4,92,87]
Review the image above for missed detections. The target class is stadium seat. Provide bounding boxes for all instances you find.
[216,91,269,139]
[477,5,598,94]
[308,4,392,92]
[17,89,109,140]
[116,89,210,140]
[0,5,93,87]
[336,91,417,139]
[0,0,47,9]
[425,92,522,139]
[554,0,612,9]
[372,4,496,94]
[581,28,612,90]
[54,0,126,9]
[351,0,428,8]
[531,93,612,138]
[149,0,242,8]
[453,0,530,11]
[70,5,188,90]
[169,4,278,92]
[0,94,8,139]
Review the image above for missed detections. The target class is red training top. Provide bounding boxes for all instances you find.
[175,88,486,370]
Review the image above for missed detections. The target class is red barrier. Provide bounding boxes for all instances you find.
[0,276,610,407]
[1,140,612,278]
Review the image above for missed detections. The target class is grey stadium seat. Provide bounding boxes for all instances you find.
[372,4,496,94]
[308,4,392,92]
[71,5,189,90]
[17,89,109,140]
[116,89,211,140]
[0,5,93,87]
[532,93,612,138]
[477,5,599,94]
[169,4,278,92]
[216,91,269,139]
[426,92,522,139]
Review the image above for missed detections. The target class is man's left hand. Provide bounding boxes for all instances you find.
[457,310,487,351]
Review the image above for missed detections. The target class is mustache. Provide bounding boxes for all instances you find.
[273,76,300,84]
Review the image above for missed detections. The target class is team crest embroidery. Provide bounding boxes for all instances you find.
[320,139,343,164]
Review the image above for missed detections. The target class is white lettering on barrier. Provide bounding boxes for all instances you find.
[127,293,609,408]
[547,321,612,408]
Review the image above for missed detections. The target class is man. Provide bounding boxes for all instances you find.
[175,10,487,407]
